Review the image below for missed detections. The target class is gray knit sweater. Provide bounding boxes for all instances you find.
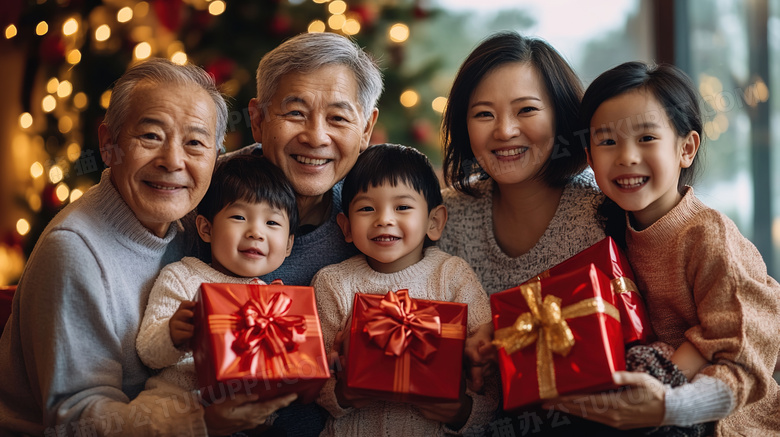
[438,172,605,295]
[0,169,207,436]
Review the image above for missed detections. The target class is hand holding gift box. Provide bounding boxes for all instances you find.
[345,289,468,404]
[193,283,330,404]
[524,237,654,345]
[492,264,625,411]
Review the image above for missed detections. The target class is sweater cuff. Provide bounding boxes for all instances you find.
[662,374,735,426]
[316,377,354,419]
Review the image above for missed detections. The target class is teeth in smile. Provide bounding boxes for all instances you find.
[494,148,527,157]
[616,177,648,188]
[295,156,328,165]
[373,236,399,242]
[147,182,179,190]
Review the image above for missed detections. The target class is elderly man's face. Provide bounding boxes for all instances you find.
[249,64,378,199]
[99,82,218,237]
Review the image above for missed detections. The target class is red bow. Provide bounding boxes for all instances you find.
[363,290,441,361]
[232,292,306,372]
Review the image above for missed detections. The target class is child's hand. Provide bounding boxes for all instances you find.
[329,326,373,410]
[464,322,496,393]
[170,300,196,349]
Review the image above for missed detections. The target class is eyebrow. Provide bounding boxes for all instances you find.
[281,96,358,114]
[138,117,212,137]
[470,96,542,109]
[591,121,662,136]
[351,193,418,203]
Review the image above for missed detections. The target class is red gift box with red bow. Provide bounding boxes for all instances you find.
[346,290,467,403]
[492,264,625,411]
[524,237,654,345]
[193,283,330,404]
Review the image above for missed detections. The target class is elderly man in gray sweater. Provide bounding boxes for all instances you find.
[0,59,295,436]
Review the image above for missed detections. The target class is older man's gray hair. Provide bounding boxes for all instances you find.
[103,58,229,152]
[254,32,383,122]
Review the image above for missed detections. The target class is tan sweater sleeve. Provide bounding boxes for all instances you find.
[681,211,780,411]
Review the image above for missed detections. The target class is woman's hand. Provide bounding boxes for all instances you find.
[464,322,497,393]
[542,371,666,430]
[204,392,297,436]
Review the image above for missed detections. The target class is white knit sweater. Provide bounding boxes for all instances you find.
[312,247,497,436]
[136,256,268,391]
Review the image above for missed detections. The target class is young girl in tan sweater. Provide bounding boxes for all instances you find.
[554,61,780,436]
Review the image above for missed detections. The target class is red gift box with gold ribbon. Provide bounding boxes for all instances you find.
[193,283,329,404]
[492,264,625,411]
[346,290,467,403]
[524,237,653,346]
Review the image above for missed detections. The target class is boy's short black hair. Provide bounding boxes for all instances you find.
[197,154,298,234]
[341,143,443,216]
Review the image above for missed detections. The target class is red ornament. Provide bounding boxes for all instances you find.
[411,118,433,144]
[205,58,236,85]
[351,4,378,28]
[38,34,66,64]
[269,13,291,36]
[153,0,184,32]
[43,185,63,209]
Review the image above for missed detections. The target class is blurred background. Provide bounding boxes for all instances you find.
[0,0,778,285]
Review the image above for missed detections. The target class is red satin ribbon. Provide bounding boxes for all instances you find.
[232,291,306,373]
[363,290,441,361]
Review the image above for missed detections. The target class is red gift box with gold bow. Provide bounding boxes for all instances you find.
[346,290,467,403]
[193,283,330,404]
[524,237,653,346]
[492,264,625,411]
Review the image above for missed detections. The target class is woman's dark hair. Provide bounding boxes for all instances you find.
[197,154,298,234]
[341,143,443,216]
[442,31,586,197]
[580,61,703,247]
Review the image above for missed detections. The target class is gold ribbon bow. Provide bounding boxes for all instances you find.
[493,281,620,399]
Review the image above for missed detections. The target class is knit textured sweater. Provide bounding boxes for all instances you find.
[438,172,605,295]
[626,187,780,435]
[137,257,268,391]
[0,169,206,436]
[312,247,497,436]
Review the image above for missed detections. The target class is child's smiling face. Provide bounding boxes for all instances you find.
[198,200,294,278]
[338,181,444,274]
[587,89,699,229]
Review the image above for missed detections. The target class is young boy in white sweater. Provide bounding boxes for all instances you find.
[312,144,497,436]
[136,154,297,391]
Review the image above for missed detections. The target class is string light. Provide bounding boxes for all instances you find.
[42,95,57,113]
[56,183,70,202]
[342,18,360,35]
[47,77,59,94]
[134,2,150,18]
[27,193,42,212]
[30,162,44,178]
[63,18,79,36]
[308,20,326,33]
[67,143,82,162]
[313,0,329,3]
[389,23,409,43]
[171,51,187,65]
[36,21,49,36]
[67,49,82,64]
[328,0,347,14]
[49,166,64,184]
[57,80,73,98]
[95,24,111,41]
[328,14,346,30]
[100,90,112,109]
[16,219,30,236]
[73,92,88,110]
[58,116,73,134]
[117,7,133,23]
[134,42,152,60]
[19,113,33,129]
[208,1,226,15]
[5,24,17,39]
[400,90,419,107]
[70,189,84,203]
[432,96,447,113]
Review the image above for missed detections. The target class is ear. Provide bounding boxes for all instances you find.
[248,98,264,143]
[425,205,448,242]
[359,108,379,153]
[195,215,213,243]
[679,130,700,169]
[98,124,114,167]
[336,212,353,243]
[285,234,294,257]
